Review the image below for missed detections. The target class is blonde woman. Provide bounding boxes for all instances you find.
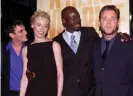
[20,10,63,96]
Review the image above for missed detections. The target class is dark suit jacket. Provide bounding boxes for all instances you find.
[93,34,133,96]
[53,27,99,96]
[1,43,10,96]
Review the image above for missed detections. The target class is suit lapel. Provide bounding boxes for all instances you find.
[106,34,121,62]
[76,29,87,54]
[96,40,103,67]
[58,32,76,55]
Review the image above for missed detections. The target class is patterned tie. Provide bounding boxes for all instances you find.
[70,34,78,53]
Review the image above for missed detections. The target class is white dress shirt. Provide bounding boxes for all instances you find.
[62,30,81,47]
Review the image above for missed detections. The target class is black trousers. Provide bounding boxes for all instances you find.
[9,90,19,96]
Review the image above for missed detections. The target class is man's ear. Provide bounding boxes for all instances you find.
[9,33,15,38]
[117,20,120,27]
[98,20,101,27]
[31,24,34,29]
[62,18,66,23]
[62,18,66,27]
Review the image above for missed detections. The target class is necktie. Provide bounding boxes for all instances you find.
[102,40,110,61]
[70,34,78,53]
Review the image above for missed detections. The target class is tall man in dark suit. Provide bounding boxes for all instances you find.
[53,6,130,96]
[53,6,99,96]
[92,5,133,96]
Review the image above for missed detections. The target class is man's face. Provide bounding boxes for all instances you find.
[11,25,28,42]
[63,9,81,32]
[99,10,119,35]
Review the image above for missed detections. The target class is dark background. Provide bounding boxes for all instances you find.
[1,0,133,43]
[1,0,36,43]
[130,0,133,36]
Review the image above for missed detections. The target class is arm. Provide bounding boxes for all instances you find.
[19,46,28,96]
[130,59,133,96]
[88,27,100,42]
[129,59,133,96]
[128,42,133,96]
[1,43,10,96]
[52,41,64,96]
[119,32,132,42]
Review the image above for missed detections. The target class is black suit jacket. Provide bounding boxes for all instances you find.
[93,34,133,96]
[1,43,10,96]
[53,27,99,96]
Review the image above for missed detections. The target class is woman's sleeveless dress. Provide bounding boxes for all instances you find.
[25,41,57,96]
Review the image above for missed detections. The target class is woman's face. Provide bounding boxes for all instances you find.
[31,16,49,38]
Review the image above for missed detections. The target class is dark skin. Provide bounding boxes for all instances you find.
[26,69,36,81]
[62,6,81,33]
[27,6,131,80]
[61,6,130,40]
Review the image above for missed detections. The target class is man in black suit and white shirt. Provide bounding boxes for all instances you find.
[53,6,130,96]
[53,6,99,96]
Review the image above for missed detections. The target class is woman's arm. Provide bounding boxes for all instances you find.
[19,46,28,96]
[53,41,64,96]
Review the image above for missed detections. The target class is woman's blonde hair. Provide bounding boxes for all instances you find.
[30,10,50,24]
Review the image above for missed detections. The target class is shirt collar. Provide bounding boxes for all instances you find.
[101,34,117,43]
[6,41,25,52]
[65,29,81,37]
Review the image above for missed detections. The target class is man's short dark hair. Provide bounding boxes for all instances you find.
[61,6,77,19]
[99,5,120,20]
[4,20,24,36]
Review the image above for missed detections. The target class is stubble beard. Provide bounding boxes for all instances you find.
[99,26,118,35]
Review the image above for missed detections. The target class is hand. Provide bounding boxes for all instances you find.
[119,32,132,42]
[26,69,36,80]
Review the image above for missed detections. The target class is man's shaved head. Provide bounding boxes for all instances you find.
[61,6,78,20]
[61,6,81,32]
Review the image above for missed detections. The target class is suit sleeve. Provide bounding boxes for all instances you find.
[1,43,7,78]
[1,43,10,96]
[87,27,98,96]
[84,27,100,43]
[91,27,100,42]
[129,41,133,96]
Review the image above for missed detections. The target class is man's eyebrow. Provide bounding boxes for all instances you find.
[102,16,106,18]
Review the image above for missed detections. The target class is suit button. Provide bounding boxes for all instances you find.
[77,78,80,83]
[101,68,104,70]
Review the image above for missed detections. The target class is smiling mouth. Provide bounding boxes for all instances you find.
[38,31,44,34]
[75,22,81,26]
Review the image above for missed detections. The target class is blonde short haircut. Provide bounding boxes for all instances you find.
[30,10,50,24]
